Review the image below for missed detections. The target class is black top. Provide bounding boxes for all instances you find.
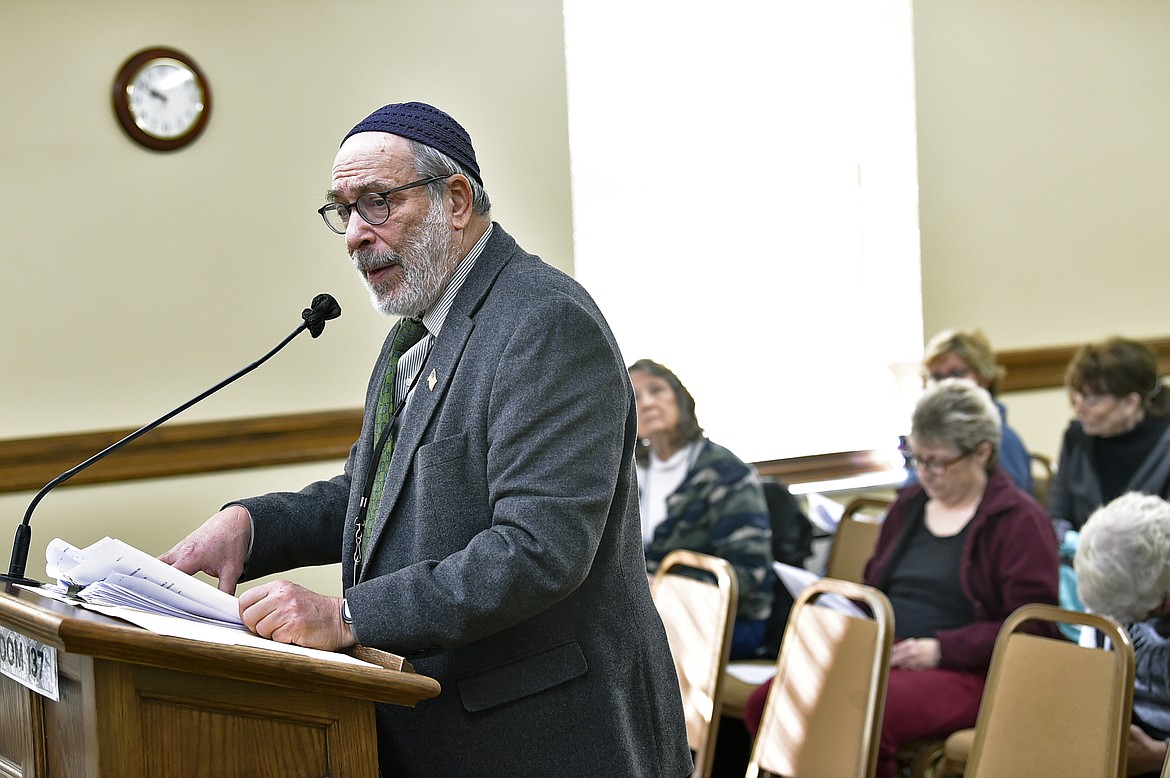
[885,508,975,640]
[1094,414,1170,503]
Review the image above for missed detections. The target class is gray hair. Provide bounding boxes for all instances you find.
[1075,492,1170,623]
[409,140,492,216]
[911,378,1002,471]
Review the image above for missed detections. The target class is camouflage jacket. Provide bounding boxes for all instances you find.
[642,439,775,620]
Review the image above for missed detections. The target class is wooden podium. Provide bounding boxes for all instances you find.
[0,583,440,777]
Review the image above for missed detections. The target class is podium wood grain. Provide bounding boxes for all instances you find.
[0,585,440,777]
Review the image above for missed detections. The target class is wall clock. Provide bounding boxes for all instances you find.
[112,47,211,152]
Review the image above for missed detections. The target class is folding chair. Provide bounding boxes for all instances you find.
[724,496,891,721]
[720,480,813,719]
[651,549,738,778]
[746,578,894,778]
[823,497,889,584]
[934,604,1135,778]
[1029,451,1054,508]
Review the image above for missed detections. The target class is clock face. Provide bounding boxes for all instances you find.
[113,48,211,151]
[129,60,204,139]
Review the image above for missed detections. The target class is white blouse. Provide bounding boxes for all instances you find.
[637,441,701,543]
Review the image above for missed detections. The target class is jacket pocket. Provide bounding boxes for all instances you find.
[456,640,588,713]
[416,432,467,471]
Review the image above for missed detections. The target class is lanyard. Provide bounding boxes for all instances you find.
[352,342,433,586]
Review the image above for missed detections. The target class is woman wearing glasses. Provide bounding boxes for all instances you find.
[866,379,1060,777]
[1049,337,1170,532]
[917,328,1032,493]
[743,380,1059,778]
[1047,337,1170,640]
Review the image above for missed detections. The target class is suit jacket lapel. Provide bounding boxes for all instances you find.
[360,225,515,578]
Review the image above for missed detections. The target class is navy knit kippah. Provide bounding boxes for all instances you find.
[342,102,482,185]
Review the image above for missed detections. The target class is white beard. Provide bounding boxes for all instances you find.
[351,200,457,318]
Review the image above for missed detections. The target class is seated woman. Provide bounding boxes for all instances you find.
[1050,337,1170,531]
[628,359,774,659]
[914,328,1032,493]
[743,380,1059,778]
[1075,492,1170,778]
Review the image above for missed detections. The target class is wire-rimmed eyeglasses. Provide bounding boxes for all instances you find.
[907,451,971,476]
[317,174,451,234]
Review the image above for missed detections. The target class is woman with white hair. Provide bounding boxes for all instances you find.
[1076,492,1170,777]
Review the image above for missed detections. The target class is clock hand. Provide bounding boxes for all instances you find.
[145,85,168,103]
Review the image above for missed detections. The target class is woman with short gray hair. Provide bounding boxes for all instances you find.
[858,379,1058,777]
[910,375,1003,472]
[745,380,1059,778]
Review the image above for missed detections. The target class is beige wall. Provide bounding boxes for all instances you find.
[5,1,1169,587]
[0,0,571,590]
[914,0,1170,462]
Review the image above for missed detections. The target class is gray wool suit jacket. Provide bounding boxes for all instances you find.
[239,225,691,777]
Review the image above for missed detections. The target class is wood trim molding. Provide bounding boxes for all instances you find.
[753,450,895,484]
[0,410,361,495]
[997,337,1170,392]
[0,410,896,496]
[3,336,1168,496]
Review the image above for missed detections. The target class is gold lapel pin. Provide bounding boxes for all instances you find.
[427,369,438,391]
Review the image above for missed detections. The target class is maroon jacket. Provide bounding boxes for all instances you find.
[863,467,1060,672]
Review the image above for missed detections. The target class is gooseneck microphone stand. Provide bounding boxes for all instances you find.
[0,293,341,586]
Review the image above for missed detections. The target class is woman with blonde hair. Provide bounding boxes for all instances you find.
[919,328,1032,492]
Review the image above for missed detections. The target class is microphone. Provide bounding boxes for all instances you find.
[1,293,341,587]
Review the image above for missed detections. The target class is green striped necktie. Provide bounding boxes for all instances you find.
[362,317,428,559]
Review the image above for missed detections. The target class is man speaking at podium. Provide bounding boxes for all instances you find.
[161,101,691,777]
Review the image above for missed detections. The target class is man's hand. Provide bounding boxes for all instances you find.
[159,505,252,594]
[890,637,941,669]
[238,580,357,650]
[1127,724,1168,775]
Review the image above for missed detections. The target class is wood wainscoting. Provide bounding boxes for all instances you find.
[3,338,1169,496]
[998,336,1170,392]
[0,411,361,495]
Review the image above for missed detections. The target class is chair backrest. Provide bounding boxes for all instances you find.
[761,477,814,568]
[1029,452,1054,507]
[965,604,1135,778]
[746,578,894,778]
[651,549,739,778]
[823,497,890,584]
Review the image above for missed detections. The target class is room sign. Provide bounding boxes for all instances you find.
[0,624,59,701]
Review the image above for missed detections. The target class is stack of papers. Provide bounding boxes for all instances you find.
[773,561,867,617]
[45,536,245,630]
[36,536,377,669]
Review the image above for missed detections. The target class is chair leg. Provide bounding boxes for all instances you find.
[932,755,964,778]
[908,740,946,778]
